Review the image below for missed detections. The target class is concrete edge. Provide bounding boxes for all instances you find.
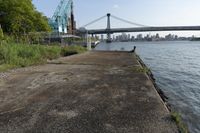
[134,53,171,112]
[134,53,191,133]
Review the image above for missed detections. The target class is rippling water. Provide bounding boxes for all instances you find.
[96,41,200,133]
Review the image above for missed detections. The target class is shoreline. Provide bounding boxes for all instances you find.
[135,53,171,111]
[135,53,189,133]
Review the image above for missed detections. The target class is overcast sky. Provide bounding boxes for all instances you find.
[32,0,200,36]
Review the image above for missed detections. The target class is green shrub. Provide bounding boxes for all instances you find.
[0,43,61,68]
[0,43,86,71]
[43,46,61,60]
[0,52,5,64]
[61,45,87,56]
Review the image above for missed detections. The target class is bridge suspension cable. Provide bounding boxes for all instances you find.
[111,15,148,27]
[81,15,107,28]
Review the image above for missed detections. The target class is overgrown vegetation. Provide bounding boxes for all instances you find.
[171,112,189,133]
[61,45,87,56]
[0,0,87,72]
[0,26,3,41]
[0,43,61,68]
[0,43,87,72]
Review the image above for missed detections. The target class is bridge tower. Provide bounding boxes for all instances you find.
[106,13,112,43]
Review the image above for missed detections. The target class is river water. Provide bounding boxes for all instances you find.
[95,41,200,133]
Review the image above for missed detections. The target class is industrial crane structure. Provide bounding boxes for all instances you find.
[49,0,76,34]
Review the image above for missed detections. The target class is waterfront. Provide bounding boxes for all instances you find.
[96,41,200,133]
[0,51,178,132]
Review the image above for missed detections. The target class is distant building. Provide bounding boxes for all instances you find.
[136,34,143,41]
[113,35,115,41]
[131,36,135,41]
[165,34,173,40]
[128,34,131,41]
[175,35,178,40]
[101,34,104,41]
[156,33,160,39]
[121,33,127,41]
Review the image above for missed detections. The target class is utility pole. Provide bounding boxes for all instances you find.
[86,30,91,50]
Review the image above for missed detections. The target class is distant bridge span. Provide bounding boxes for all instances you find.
[87,26,200,34]
[78,13,200,42]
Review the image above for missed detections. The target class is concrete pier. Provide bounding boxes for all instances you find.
[0,51,178,132]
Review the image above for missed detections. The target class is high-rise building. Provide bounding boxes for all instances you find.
[101,34,104,41]
[155,33,160,39]
[113,35,115,41]
[137,34,143,40]
[128,34,131,41]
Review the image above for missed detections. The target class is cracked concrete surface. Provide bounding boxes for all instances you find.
[0,51,178,133]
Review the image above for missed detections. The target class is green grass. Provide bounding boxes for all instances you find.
[61,45,87,56]
[0,64,15,72]
[0,43,87,72]
[171,112,189,133]
[131,66,150,73]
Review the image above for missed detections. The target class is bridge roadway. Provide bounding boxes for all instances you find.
[86,26,200,34]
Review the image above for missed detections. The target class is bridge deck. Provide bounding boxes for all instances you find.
[86,26,200,34]
[0,51,178,132]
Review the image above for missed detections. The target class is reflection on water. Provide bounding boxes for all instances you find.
[96,41,200,133]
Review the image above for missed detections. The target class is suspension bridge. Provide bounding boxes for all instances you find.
[78,13,200,43]
[48,0,200,43]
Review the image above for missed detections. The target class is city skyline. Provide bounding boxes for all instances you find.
[32,0,200,37]
[101,33,194,42]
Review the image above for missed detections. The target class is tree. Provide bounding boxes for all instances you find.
[0,0,51,35]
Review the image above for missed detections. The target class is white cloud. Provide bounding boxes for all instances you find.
[113,4,119,9]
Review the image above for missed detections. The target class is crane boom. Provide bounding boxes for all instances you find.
[49,0,75,34]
